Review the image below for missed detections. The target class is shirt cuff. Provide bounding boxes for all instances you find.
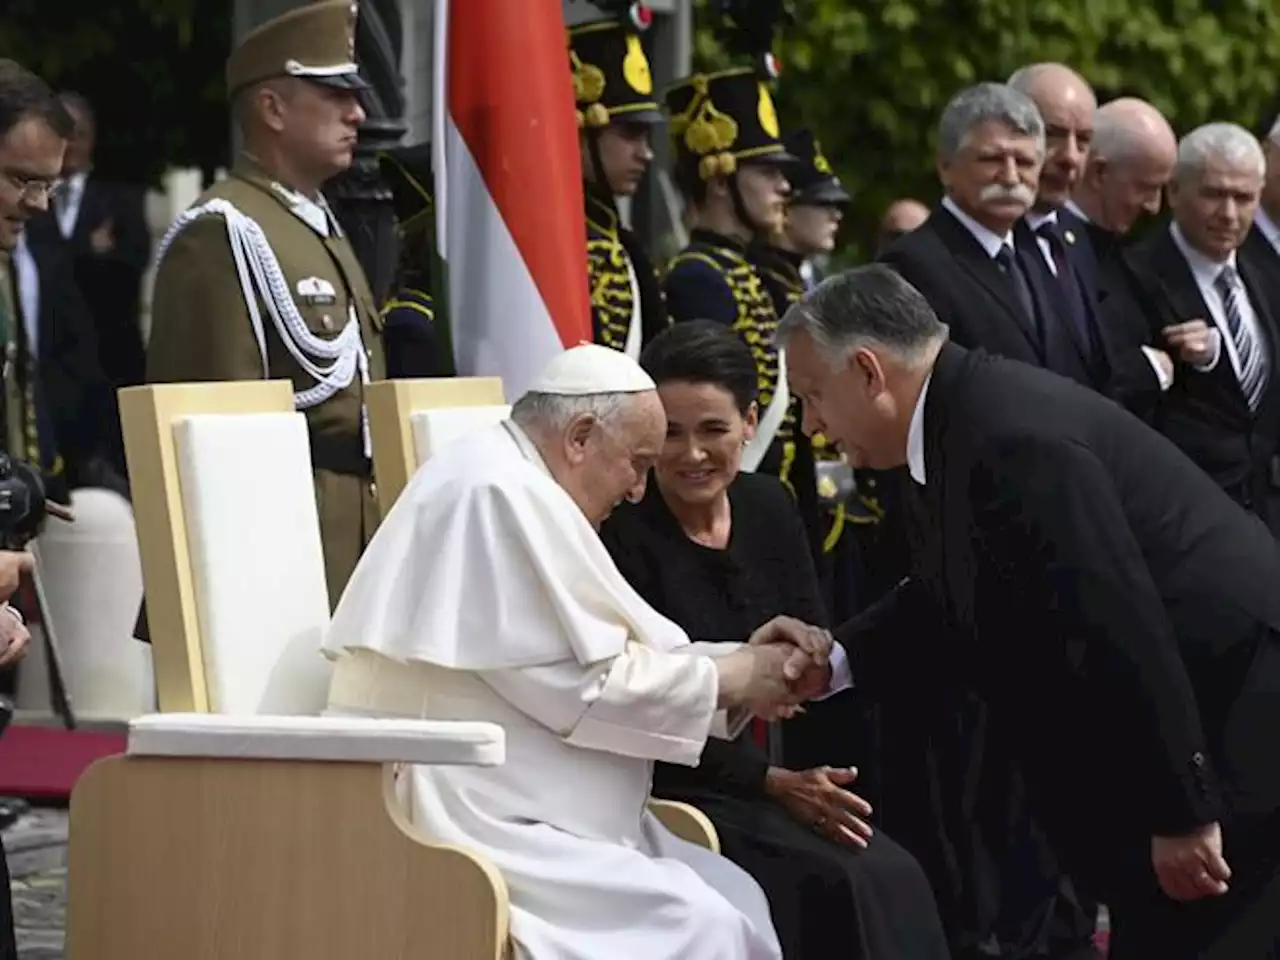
[1140,346,1174,391]
[811,642,853,701]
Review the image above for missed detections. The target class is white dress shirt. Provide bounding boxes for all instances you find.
[942,195,1015,258]
[55,171,88,239]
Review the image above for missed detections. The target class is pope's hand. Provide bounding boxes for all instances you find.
[747,616,832,681]
[1152,822,1231,902]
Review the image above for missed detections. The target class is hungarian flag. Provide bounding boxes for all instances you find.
[433,0,592,399]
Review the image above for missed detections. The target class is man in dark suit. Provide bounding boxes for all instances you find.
[1068,97,1179,416]
[1116,122,1280,537]
[879,82,1101,391]
[878,80,1099,960]
[25,92,149,476]
[1246,111,1280,274]
[776,263,1280,959]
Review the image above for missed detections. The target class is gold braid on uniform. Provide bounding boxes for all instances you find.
[586,199,636,353]
[667,244,798,491]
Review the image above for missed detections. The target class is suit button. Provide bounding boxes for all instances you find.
[1192,752,1205,767]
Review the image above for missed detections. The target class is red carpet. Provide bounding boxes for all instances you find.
[0,725,126,800]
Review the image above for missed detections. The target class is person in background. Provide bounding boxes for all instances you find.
[0,56,70,959]
[569,7,668,358]
[601,320,951,960]
[377,142,452,378]
[874,199,929,256]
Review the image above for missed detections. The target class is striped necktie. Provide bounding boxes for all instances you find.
[1215,265,1267,410]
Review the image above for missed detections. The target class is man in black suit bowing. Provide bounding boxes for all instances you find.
[775,264,1280,959]
[1119,123,1280,536]
[879,82,1099,391]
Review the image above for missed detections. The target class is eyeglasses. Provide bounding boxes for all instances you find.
[0,171,58,202]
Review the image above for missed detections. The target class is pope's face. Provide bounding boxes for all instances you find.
[572,392,666,527]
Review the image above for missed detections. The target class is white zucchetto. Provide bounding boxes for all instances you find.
[525,343,656,396]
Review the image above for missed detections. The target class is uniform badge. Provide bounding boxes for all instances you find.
[296,276,338,307]
[1064,229,1076,245]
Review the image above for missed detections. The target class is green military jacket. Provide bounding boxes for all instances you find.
[147,155,386,607]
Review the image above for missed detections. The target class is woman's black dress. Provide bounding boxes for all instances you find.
[600,473,951,960]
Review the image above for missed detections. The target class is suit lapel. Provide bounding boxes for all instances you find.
[1237,253,1280,426]
[931,207,1044,355]
[1015,220,1095,370]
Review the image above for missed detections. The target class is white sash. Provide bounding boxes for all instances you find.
[740,349,788,473]
[622,254,643,362]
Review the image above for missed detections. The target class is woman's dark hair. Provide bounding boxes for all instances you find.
[639,320,758,415]
[0,60,73,141]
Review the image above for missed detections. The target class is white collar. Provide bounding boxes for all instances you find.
[942,195,1014,258]
[1025,209,1058,232]
[1064,198,1091,223]
[906,371,933,485]
[268,181,342,239]
[1255,207,1280,252]
[1170,222,1236,284]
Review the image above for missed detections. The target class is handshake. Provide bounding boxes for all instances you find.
[717,616,835,721]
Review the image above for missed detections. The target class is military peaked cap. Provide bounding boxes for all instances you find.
[665,68,794,181]
[567,15,663,129]
[783,129,851,206]
[227,0,369,96]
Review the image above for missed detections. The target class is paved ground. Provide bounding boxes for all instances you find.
[4,807,67,960]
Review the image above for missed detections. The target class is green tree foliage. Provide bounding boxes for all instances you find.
[0,0,229,186]
[693,0,1280,262]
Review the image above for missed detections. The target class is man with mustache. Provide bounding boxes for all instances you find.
[876,82,1100,960]
[568,8,669,360]
[143,0,383,615]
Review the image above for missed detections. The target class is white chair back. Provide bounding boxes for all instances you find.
[174,412,332,715]
[410,405,511,464]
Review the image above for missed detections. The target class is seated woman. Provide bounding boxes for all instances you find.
[601,321,950,960]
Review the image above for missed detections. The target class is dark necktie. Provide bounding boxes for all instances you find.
[1035,222,1097,362]
[1216,265,1267,410]
[994,244,1037,328]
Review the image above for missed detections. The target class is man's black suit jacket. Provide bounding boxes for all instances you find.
[1116,228,1280,532]
[837,342,1280,909]
[878,205,1105,390]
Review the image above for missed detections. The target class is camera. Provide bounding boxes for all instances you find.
[0,453,46,550]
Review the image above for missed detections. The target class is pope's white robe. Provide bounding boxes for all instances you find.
[324,421,782,960]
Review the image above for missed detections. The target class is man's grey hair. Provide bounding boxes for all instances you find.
[775,265,949,369]
[1175,123,1264,185]
[510,391,635,434]
[937,82,1045,162]
[1091,111,1145,165]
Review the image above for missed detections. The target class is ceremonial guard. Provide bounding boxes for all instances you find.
[662,51,820,540]
[146,0,384,608]
[568,4,668,358]
[378,142,452,378]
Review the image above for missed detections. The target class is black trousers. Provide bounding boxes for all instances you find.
[0,836,16,960]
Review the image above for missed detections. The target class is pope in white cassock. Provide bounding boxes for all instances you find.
[323,344,834,960]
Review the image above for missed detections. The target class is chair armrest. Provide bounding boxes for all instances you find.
[126,713,505,766]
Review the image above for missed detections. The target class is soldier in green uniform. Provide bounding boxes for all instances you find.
[662,65,818,526]
[378,142,452,378]
[568,8,668,358]
[146,0,385,610]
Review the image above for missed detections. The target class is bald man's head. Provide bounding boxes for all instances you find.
[1007,63,1096,212]
[1076,97,1177,234]
[876,199,929,253]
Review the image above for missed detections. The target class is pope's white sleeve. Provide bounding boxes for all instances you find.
[479,642,720,766]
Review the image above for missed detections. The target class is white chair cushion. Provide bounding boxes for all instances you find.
[411,405,511,463]
[128,713,505,766]
[175,413,333,716]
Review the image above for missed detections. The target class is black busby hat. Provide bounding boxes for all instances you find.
[378,141,433,237]
[665,67,795,182]
[567,8,663,130]
[783,129,851,206]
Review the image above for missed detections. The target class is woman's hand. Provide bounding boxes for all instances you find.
[764,765,874,848]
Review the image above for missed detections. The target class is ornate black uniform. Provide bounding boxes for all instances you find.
[568,15,669,355]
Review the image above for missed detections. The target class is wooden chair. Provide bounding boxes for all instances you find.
[66,382,510,960]
[364,377,720,852]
